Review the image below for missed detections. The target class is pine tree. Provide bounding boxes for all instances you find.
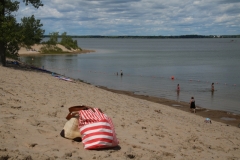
[0,0,44,66]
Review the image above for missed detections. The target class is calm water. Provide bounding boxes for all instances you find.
[21,38,240,114]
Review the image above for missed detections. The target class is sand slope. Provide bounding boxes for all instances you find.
[0,65,240,160]
[18,44,72,55]
[18,44,94,55]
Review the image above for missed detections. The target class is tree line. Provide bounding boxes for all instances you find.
[45,35,240,39]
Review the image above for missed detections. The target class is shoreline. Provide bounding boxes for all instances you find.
[18,49,95,56]
[8,61,240,128]
[6,61,240,128]
[1,62,240,159]
[98,86,240,128]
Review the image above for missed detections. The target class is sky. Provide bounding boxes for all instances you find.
[17,0,240,36]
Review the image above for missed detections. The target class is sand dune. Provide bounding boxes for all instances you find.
[0,64,240,160]
[18,44,94,55]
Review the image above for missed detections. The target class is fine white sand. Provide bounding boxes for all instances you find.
[0,65,240,160]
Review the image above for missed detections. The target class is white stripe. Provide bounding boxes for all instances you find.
[80,122,110,131]
[84,141,112,149]
[82,135,113,143]
[82,128,112,135]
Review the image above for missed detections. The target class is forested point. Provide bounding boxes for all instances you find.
[40,32,82,54]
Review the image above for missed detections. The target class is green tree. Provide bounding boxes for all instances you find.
[0,0,44,66]
[21,15,44,48]
[60,32,80,50]
[40,32,62,53]
[47,32,59,45]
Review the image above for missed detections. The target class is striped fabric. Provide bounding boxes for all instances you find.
[79,108,118,149]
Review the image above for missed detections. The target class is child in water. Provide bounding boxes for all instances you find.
[190,97,196,113]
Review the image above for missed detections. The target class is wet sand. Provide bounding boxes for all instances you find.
[99,87,240,128]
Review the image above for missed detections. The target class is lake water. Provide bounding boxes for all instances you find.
[21,38,240,114]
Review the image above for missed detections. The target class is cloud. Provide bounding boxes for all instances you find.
[16,0,240,35]
[218,0,240,4]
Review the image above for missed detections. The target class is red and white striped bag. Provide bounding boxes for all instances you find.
[79,108,119,149]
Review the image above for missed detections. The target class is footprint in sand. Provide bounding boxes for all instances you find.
[28,143,38,148]
[28,118,41,127]
[37,129,49,134]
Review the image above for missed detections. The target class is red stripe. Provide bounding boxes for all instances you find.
[79,110,98,127]
[83,132,113,140]
[81,109,102,122]
[94,108,105,120]
[86,144,113,150]
[79,110,109,128]
[81,125,111,134]
[85,110,95,121]
[84,138,113,145]
[84,110,95,123]
[78,108,119,149]
[105,117,118,145]
[80,119,109,129]
[91,109,102,121]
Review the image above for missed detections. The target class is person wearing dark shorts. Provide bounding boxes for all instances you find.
[190,97,196,113]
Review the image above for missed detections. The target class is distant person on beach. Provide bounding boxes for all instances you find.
[177,84,180,91]
[120,70,123,76]
[190,97,196,113]
[116,72,118,76]
[211,83,214,92]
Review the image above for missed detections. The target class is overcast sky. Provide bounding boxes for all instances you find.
[17,0,240,36]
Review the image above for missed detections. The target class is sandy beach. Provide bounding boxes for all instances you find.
[18,44,95,55]
[0,63,240,160]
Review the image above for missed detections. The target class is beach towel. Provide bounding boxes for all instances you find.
[79,108,119,149]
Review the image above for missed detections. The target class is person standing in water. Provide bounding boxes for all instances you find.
[177,84,180,91]
[120,70,123,76]
[211,83,214,92]
[190,97,196,113]
[176,84,180,102]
